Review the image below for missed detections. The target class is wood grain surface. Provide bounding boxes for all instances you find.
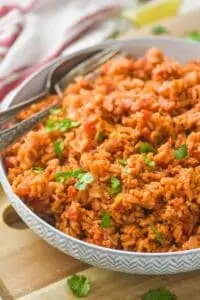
[0,188,87,299]
[19,269,200,300]
[1,9,200,300]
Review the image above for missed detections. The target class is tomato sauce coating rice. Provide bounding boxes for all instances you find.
[4,48,200,252]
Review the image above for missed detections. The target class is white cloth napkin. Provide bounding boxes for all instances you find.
[0,0,134,101]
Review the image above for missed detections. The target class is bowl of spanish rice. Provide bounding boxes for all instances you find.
[1,37,200,274]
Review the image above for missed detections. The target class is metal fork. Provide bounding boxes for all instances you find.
[0,48,120,151]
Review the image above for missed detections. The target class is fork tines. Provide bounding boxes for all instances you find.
[0,47,122,151]
[55,48,121,95]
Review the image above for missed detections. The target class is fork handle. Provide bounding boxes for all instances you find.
[0,102,57,151]
[0,91,48,127]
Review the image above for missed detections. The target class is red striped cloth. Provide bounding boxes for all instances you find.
[0,0,122,101]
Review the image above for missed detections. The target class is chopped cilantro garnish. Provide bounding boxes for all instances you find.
[97,131,105,143]
[140,142,157,154]
[101,212,111,228]
[55,169,94,190]
[75,172,94,191]
[118,158,131,173]
[142,287,177,300]
[118,158,128,166]
[32,167,44,174]
[45,118,80,132]
[174,144,188,160]
[50,108,62,115]
[152,25,169,35]
[109,177,121,195]
[55,169,84,183]
[59,119,80,132]
[44,119,57,132]
[150,224,164,245]
[143,155,155,169]
[123,166,131,174]
[67,275,91,298]
[53,140,64,158]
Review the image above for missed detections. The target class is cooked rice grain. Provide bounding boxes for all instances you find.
[4,48,200,252]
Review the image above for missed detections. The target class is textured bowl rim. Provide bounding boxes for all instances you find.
[1,36,200,258]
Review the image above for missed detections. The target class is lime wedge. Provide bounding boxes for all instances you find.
[122,0,182,27]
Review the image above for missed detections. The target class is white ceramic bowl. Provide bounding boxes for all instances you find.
[1,37,200,275]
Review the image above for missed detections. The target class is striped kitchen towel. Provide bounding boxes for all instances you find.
[0,0,132,102]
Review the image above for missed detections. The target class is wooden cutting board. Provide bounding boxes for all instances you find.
[1,10,200,300]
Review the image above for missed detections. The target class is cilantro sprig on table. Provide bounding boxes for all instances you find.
[67,275,91,298]
[67,274,177,299]
[184,31,200,42]
[142,287,177,300]
[151,25,169,35]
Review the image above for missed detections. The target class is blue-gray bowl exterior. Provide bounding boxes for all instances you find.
[1,38,200,275]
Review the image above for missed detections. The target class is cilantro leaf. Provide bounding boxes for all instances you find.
[150,224,164,245]
[67,275,91,298]
[45,119,57,132]
[109,177,121,195]
[55,169,94,190]
[123,166,131,174]
[101,212,111,228]
[184,31,200,42]
[32,167,44,174]
[55,169,84,183]
[45,118,80,132]
[50,108,62,115]
[174,144,188,160]
[142,287,177,300]
[143,155,155,169]
[118,158,131,173]
[152,25,169,35]
[59,119,80,132]
[53,140,64,158]
[140,142,157,154]
[75,172,94,191]
[118,158,128,166]
[97,131,105,143]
